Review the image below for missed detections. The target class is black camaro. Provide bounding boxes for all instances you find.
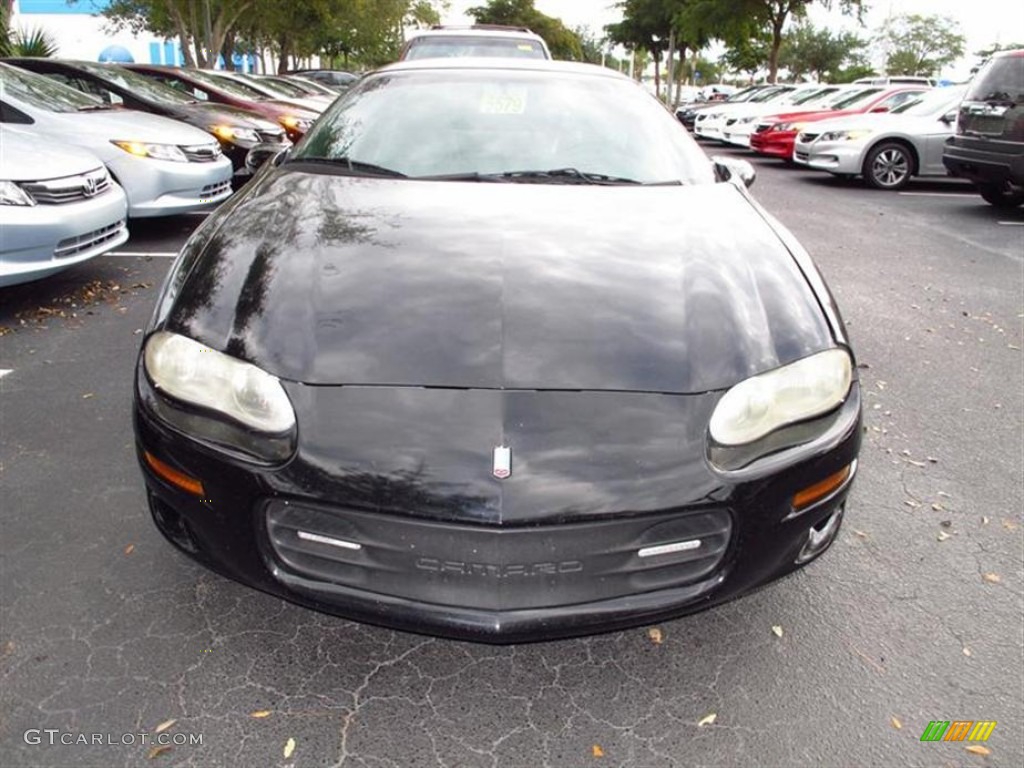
[134,59,861,643]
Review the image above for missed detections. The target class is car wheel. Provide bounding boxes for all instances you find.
[977,181,1024,208]
[863,142,914,190]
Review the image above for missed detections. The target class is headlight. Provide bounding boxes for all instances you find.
[143,331,295,434]
[209,125,260,144]
[112,140,188,162]
[773,122,806,132]
[818,129,873,142]
[0,180,36,206]
[738,116,756,124]
[709,349,853,446]
[279,115,312,132]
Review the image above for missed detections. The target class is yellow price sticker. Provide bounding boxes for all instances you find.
[480,87,527,115]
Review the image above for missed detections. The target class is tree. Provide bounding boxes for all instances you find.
[468,0,583,59]
[879,13,966,77]
[779,21,864,81]
[719,33,771,79]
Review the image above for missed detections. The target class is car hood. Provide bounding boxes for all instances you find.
[163,171,834,394]
[0,126,105,180]
[807,112,946,135]
[760,108,859,125]
[180,101,282,131]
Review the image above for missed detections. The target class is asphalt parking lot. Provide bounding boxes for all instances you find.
[1,154,1022,768]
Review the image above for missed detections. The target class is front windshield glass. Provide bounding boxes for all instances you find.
[294,69,716,185]
[75,62,196,105]
[831,87,884,109]
[791,87,836,105]
[0,63,105,112]
[892,87,966,115]
[265,76,316,96]
[750,87,791,103]
[405,36,546,60]
[189,70,268,99]
[726,86,761,102]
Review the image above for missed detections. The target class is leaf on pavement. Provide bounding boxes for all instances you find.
[647,627,663,645]
[983,573,1001,584]
[890,716,902,730]
[937,531,951,542]
[283,737,296,759]
[592,744,605,757]
[771,625,783,638]
[154,719,175,734]
[965,745,991,756]
[962,647,972,657]
[124,544,135,556]
[250,710,272,719]
[697,713,716,727]
[82,392,94,399]
[147,745,172,759]
[852,529,869,539]
[1003,519,1018,530]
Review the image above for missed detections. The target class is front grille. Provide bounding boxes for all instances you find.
[20,168,111,205]
[265,501,732,611]
[256,129,286,144]
[54,220,125,259]
[200,179,231,199]
[180,144,222,163]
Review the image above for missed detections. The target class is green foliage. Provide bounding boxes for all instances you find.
[467,0,583,59]
[879,13,966,77]
[719,33,772,76]
[676,55,721,84]
[7,26,59,57]
[779,21,865,81]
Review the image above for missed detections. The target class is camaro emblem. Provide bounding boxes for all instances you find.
[492,446,511,479]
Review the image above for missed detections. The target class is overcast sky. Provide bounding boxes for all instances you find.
[442,0,1023,80]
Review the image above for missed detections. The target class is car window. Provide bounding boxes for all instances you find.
[965,55,1024,104]
[0,64,107,112]
[192,71,269,99]
[892,87,966,116]
[404,36,547,60]
[873,90,926,111]
[749,87,789,103]
[76,63,196,105]
[295,69,715,185]
[152,75,209,101]
[830,87,884,109]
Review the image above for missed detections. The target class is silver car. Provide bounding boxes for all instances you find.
[0,63,233,217]
[793,87,967,190]
[1,127,128,287]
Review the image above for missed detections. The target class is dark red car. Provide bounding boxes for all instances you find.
[123,64,319,143]
[750,86,929,159]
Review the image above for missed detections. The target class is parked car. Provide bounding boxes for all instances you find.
[123,64,319,143]
[399,24,551,60]
[206,70,331,112]
[0,63,232,217]
[285,69,358,91]
[721,85,846,147]
[3,58,289,182]
[675,85,776,129]
[278,74,339,98]
[694,85,797,140]
[943,48,1024,208]
[794,87,967,189]
[1,126,128,287]
[697,83,738,101]
[134,58,860,643]
[854,76,936,87]
[750,85,929,160]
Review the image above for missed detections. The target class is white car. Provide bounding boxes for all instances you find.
[1,127,128,287]
[793,87,966,190]
[0,63,233,217]
[693,85,798,141]
[721,85,849,147]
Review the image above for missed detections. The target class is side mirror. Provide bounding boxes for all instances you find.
[712,156,756,188]
[940,110,957,125]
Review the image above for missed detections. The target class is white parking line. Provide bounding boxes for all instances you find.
[897,192,979,198]
[104,251,178,258]
[0,369,13,380]
[997,221,1024,226]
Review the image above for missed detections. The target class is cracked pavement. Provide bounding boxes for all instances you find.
[1,155,1021,767]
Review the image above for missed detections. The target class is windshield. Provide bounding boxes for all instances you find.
[750,87,792,103]
[725,86,762,102]
[75,62,196,105]
[831,87,884,109]
[270,76,323,95]
[256,76,310,97]
[892,87,966,115]
[0,63,106,112]
[294,69,715,185]
[791,87,836,106]
[189,70,268,99]
[404,36,547,60]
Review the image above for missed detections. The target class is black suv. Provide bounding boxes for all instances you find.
[943,49,1024,208]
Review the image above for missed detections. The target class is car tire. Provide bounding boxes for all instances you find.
[977,181,1024,208]
[863,142,914,190]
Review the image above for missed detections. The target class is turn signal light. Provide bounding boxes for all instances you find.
[793,464,851,510]
[144,451,205,497]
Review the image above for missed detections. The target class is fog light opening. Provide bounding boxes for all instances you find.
[796,507,844,564]
[144,451,205,497]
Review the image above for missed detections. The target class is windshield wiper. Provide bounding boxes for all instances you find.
[417,168,647,185]
[77,104,114,112]
[285,157,407,178]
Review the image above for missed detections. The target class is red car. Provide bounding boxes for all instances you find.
[750,86,929,160]
[123,64,320,143]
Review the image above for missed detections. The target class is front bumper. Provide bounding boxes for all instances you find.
[750,131,798,159]
[722,126,754,147]
[107,154,234,218]
[799,141,866,174]
[133,373,862,642]
[0,185,129,288]
[943,138,1024,186]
